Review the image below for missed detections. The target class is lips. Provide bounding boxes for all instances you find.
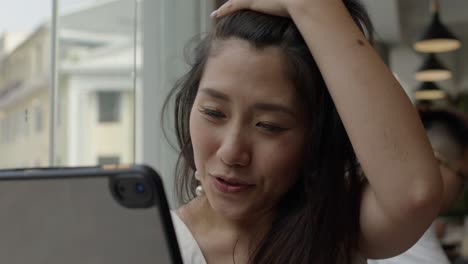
[215,176,252,185]
[210,174,255,193]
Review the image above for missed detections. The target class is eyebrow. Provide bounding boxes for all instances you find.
[253,102,296,117]
[201,88,229,102]
[200,88,297,117]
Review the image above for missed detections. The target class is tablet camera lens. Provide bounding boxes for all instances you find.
[135,182,146,194]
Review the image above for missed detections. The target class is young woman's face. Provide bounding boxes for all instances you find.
[189,38,306,220]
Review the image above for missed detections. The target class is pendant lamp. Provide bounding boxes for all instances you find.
[415,53,452,81]
[414,0,461,53]
[414,82,446,100]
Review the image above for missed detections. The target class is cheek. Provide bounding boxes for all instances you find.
[189,111,219,169]
[259,138,305,190]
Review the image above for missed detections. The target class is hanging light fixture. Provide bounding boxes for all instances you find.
[414,0,461,53]
[414,53,452,81]
[414,82,446,100]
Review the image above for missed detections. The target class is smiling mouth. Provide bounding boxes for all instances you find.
[217,177,252,185]
[212,176,255,193]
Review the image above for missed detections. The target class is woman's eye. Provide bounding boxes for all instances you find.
[200,108,226,119]
[256,122,285,133]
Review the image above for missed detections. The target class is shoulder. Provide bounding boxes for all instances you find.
[171,210,207,264]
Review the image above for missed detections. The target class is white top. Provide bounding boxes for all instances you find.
[171,211,367,264]
[367,225,450,264]
[171,211,207,264]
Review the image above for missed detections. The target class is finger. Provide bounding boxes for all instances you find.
[211,0,249,18]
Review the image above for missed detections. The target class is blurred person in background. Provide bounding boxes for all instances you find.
[369,107,468,264]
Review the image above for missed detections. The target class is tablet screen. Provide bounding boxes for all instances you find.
[0,176,176,264]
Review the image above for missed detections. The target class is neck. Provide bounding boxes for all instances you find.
[195,196,274,253]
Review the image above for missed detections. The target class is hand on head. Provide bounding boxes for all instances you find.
[212,0,291,18]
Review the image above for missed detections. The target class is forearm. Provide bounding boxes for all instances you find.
[288,1,442,219]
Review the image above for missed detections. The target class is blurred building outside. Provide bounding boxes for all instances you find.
[0,0,138,168]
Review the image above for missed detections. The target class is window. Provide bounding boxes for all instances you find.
[97,91,121,123]
[34,103,43,133]
[14,110,22,138]
[0,1,50,168]
[97,155,120,165]
[54,0,138,167]
[0,116,6,143]
[7,115,13,141]
[23,108,29,136]
[0,0,213,202]
[35,44,42,77]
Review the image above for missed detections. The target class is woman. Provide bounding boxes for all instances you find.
[163,0,442,263]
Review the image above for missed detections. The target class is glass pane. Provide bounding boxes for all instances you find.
[0,1,52,168]
[56,0,138,166]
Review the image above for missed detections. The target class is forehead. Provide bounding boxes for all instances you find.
[201,38,298,104]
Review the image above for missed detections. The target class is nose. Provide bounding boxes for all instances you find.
[216,128,251,167]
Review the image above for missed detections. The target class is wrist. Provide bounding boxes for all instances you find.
[287,0,344,20]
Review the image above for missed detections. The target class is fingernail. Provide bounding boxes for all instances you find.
[210,10,218,18]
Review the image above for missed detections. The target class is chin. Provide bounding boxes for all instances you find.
[221,208,248,220]
[208,196,250,220]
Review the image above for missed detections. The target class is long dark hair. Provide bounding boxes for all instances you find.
[163,1,373,263]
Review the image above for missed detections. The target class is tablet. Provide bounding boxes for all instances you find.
[0,164,183,264]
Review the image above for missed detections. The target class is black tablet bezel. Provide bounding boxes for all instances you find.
[0,164,183,264]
